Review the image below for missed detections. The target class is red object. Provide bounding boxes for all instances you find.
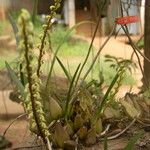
[116,16,139,25]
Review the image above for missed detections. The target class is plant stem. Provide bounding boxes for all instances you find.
[119,0,150,88]
[80,23,117,85]
[3,113,27,136]
[121,25,149,89]
[22,18,47,144]
[69,23,116,108]
[37,16,52,77]
[75,13,102,86]
[45,21,94,90]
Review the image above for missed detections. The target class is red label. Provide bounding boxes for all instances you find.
[116,16,139,25]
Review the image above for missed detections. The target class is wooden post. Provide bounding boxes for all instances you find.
[0,0,10,20]
[0,5,6,20]
[68,0,75,27]
[143,0,150,88]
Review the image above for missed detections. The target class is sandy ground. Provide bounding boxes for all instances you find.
[89,36,139,59]
[87,35,143,93]
[0,35,144,149]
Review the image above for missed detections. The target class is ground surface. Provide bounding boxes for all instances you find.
[0,35,147,149]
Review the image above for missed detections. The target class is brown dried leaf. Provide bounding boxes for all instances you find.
[74,114,84,131]
[120,100,140,118]
[54,122,70,148]
[77,126,88,140]
[104,107,121,119]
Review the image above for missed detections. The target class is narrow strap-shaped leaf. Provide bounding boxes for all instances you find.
[46,21,95,90]
[123,131,144,150]
[19,63,26,87]
[8,14,19,45]
[32,0,39,24]
[103,136,108,150]
[5,62,25,98]
[56,56,71,82]
[65,63,81,119]
[94,70,120,122]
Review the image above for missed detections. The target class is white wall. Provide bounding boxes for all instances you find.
[63,0,75,27]
[68,0,75,27]
[141,0,145,33]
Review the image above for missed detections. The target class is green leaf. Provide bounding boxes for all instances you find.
[46,21,95,89]
[5,62,25,98]
[32,0,38,24]
[93,66,125,123]
[103,136,108,150]
[8,14,19,45]
[56,56,71,82]
[65,63,81,119]
[96,71,120,115]
[19,63,28,86]
[123,131,144,150]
